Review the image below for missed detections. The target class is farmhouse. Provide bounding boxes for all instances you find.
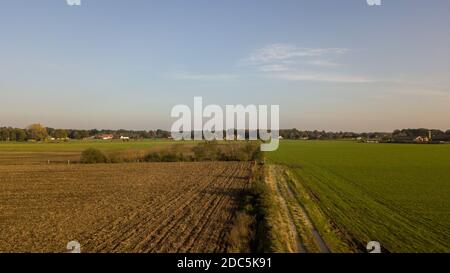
[96,134,114,140]
[414,136,429,143]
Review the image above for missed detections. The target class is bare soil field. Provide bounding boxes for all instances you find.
[0,162,252,253]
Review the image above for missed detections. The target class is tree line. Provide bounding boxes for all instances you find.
[1,124,449,142]
[279,128,450,142]
[279,129,391,140]
[391,129,450,142]
[0,124,171,141]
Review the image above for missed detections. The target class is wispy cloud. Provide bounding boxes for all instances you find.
[242,43,348,65]
[272,72,374,83]
[242,43,374,83]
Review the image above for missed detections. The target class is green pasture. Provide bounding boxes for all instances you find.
[0,139,176,152]
[268,140,450,252]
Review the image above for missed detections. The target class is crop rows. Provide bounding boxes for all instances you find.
[0,162,252,253]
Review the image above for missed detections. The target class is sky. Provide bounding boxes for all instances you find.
[0,0,449,132]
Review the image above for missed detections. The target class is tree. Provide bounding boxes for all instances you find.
[78,130,90,139]
[156,129,170,138]
[69,130,80,139]
[0,127,11,141]
[27,124,48,141]
[53,129,68,139]
[14,128,27,141]
[46,127,55,138]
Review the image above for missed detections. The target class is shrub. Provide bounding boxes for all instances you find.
[143,151,188,162]
[218,147,248,161]
[217,142,261,162]
[80,148,108,164]
[192,141,220,161]
[108,152,125,163]
[160,151,183,162]
[144,152,162,162]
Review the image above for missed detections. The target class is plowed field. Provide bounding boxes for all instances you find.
[0,162,252,253]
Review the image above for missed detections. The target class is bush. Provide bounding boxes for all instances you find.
[160,151,183,162]
[144,152,162,162]
[217,142,262,162]
[80,148,108,164]
[81,142,263,164]
[192,141,220,161]
[218,147,248,161]
[143,151,186,162]
[108,152,125,163]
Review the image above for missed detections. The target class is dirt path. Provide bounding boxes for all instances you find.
[284,177,330,253]
[268,165,330,253]
[266,165,306,253]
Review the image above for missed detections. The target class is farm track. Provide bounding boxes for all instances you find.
[283,174,330,253]
[268,165,330,253]
[0,162,252,253]
[266,165,305,253]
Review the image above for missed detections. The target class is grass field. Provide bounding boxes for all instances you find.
[268,140,450,252]
[0,140,175,152]
[0,140,176,165]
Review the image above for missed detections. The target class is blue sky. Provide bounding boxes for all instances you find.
[0,0,449,131]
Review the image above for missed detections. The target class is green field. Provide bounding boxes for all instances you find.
[268,140,450,252]
[0,140,176,165]
[0,140,174,152]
